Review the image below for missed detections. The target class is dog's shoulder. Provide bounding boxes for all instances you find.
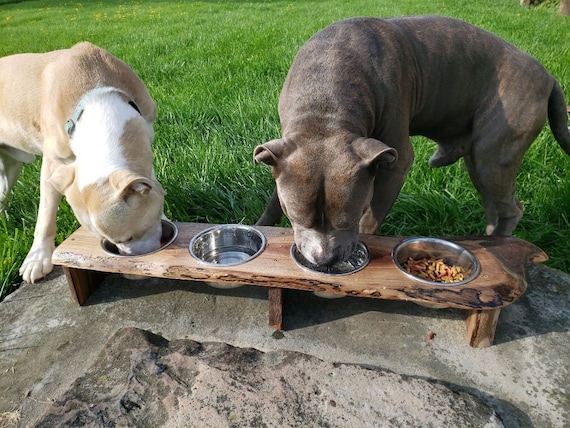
[50,42,156,122]
[68,41,100,54]
[64,42,120,71]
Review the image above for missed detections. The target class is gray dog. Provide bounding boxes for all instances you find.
[254,16,570,266]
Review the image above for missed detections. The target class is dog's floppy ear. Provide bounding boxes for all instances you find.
[254,139,294,166]
[353,138,398,170]
[48,163,76,193]
[109,171,165,206]
[119,178,156,207]
[144,100,157,122]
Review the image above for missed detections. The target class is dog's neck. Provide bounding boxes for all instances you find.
[67,87,150,191]
[65,86,141,137]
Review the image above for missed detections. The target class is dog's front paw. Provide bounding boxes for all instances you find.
[19,247,55,283]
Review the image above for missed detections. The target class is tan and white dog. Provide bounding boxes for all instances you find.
[0,42,165,283]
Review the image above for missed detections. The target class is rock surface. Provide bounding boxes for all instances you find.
[0,263,568,427]
[35,327,501,427]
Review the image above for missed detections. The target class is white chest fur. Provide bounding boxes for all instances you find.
[70,88,140,191]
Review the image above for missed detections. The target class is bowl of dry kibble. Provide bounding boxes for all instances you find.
[392,237,480,286]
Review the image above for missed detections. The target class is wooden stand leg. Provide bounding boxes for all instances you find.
[466,308,501,348]
[63,267,108,306]
[268,288,283,330]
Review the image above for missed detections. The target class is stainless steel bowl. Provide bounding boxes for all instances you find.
[290,241,370,276]
[101,219,178,256]
[189,224,266,267]
[392,237,480,286]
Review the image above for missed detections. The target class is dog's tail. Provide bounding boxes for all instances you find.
[548,80,570,155]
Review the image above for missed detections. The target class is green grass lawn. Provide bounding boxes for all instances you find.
[1,0,569,299]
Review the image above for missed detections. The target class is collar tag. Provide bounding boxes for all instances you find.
[65,104,85,137]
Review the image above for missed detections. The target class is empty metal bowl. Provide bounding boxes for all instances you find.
[189,224,266,267]
[291,241,370,276]
[101,219,178,256]
[392,237,480,286]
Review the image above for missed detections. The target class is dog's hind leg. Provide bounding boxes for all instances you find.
[463,85,547,236]
[463,149,524,236]
[463,155,496,235]
[0,148,25,212]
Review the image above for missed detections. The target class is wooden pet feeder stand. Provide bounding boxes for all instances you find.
[52,222,547,348]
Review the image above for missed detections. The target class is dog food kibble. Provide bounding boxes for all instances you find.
[403,257,470,283]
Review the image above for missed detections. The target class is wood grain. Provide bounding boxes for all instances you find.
[52,223,547,310]
[63,267,108,306]
[268,288,283,330]
[466,309,501,348]
[52,223,548,347]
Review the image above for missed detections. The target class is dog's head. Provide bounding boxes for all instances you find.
[50,87,165,256]
[255,136,397,265]
[51,165,166,256]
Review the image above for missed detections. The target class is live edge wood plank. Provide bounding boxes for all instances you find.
[52,222,547,347]
[53,222,547,309]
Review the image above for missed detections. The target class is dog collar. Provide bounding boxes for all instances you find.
[64,100,85,137]
[65,87,142,137]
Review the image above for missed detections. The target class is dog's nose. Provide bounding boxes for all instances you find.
[116,245,133,256]
[299,231,356,266]
[308,247,344,266]
[320,253,342,266]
